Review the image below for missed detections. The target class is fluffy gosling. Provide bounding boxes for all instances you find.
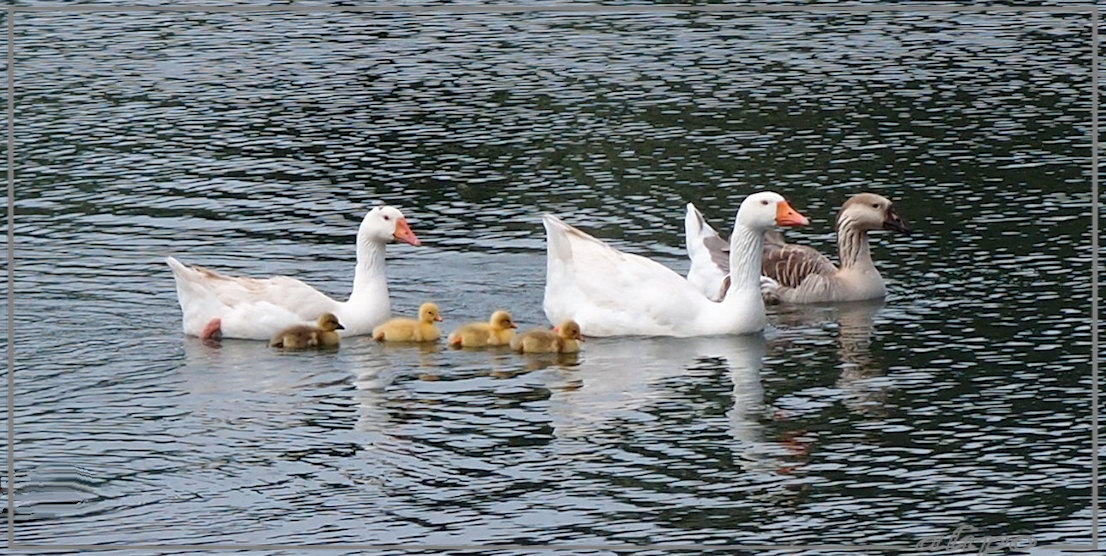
[372,302,443,342]
[510,320,583,354]
[447,310,518,348]
[270,313,344,350]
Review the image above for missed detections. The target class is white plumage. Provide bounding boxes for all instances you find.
[166,205,420,340]
[542,191,808,337]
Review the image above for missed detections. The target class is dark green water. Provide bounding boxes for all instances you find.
[2,4,1100,552]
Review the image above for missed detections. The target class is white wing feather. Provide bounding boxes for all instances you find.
[166,256,339,339]
[542,215,714,337]
[684,203,730,301]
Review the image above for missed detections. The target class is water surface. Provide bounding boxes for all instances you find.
[3,5,1100,551]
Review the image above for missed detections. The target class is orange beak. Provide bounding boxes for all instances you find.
[393,217,421,246]
[776,201,809,227]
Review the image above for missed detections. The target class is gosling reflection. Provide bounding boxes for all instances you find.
[372,340,444,358]
[516,351,580,373]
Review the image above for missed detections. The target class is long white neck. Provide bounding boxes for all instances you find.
[697,221,766,335]
[347,236,389,305]
[836,216,874,270]
[722,223,766,297]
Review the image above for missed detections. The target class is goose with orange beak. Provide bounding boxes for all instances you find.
[542,192,808,337]
[167,205,421,340]
[687,192,909,304]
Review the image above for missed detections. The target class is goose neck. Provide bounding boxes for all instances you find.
[350,237,388,300]
[725,224,765,294]
[837,218,873,270]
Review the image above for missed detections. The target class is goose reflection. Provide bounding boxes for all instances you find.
[772,300,889,416]
[178,336,303,394]
[349,339,449,433]
[545,334,766,441]
[177,337,363,438]
[725,336,769,469]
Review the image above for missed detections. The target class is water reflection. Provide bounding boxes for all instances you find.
[349,340,451,433]
[549,334,765,440]
[727,337,770,469]
[830,301,893,417]
[515,351,581,374]
[772,300,891,417]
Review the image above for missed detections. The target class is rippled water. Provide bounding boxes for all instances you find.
[3,4,1100,551]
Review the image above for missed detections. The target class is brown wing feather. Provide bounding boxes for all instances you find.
[190,263,275,293]
[762,241,838,289]
[704,234,730,275]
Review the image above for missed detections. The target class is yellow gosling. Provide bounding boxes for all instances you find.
[270,313,345,350]
[447,310,518,348]
[372,302,442,342]
[510,319,583,354]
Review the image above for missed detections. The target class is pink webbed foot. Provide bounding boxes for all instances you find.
[201,318,222,341]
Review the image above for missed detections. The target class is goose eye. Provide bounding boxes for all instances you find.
[383,215,391,221]
[872,203,879,209]
[761,200,769,206]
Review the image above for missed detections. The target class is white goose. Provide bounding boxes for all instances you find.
[542,192,809,337]
[166,205,421,340]
[685,192,910,304]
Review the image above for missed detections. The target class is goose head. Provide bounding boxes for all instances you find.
[359,205,421,246]
[490,310,517,331]
[316,312,345,332]
[419,302,443,323]
[839,193,911,235]
[737,191,809,231]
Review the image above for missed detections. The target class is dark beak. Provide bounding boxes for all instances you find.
[336,323,346,330]
[882,206,911,235]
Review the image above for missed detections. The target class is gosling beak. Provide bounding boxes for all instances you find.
[336,323,346,330]
[393,217,421,246]
[509,323,518,329]
[882,206,912,235]
[435,315,443,322]
[776,201,810,227]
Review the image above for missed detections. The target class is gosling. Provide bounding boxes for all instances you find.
[510,320,583,354]
[270,313,345,350]
[372,302,442,342]
[448,310,518,348]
